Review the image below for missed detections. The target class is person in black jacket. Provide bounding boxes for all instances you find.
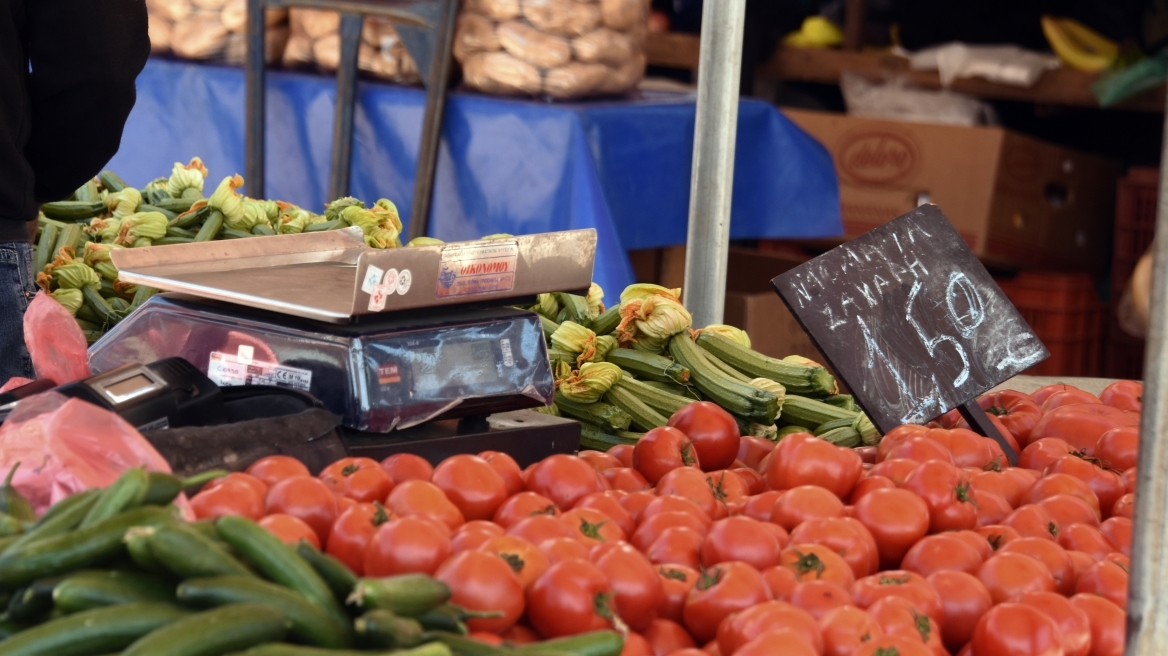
[0,0,149,381]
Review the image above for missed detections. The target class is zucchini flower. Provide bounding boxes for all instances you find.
[700,324,752,349]
[533,404,561,417]
[481,233,513,240]
[53,261,102,291]
[86,217,123,244]
[546,347,577,366]
[531,293,560,321]
[749,377,786,413]
[585,283,605,318]
[143,177,169,194]
[579,335,617,366]
[51,288,83,315]
[551,321,596,356]
[407,237,445,247]
[83,242,124,281]
[208,174,246,226]
[325,196,364,222]
[112,278,139,298]
[782,355,839,394]
[616,294,692,353]
[372,199,403,233]
[229,199,270,232]
[340,205,400,249]
[744,422,778,441]
[257,199,280,221]
[853,413,880,446]
[166,158,208,199]
[277,206,313,234]
[104,187,142,218]
[620,283,682,305]
[114,212,168,247]
[555,361,622,404]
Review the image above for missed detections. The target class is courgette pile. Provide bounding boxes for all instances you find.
[0,466,623,656]
[528,285,882,449]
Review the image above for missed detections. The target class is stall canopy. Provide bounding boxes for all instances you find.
[109,58,842,300]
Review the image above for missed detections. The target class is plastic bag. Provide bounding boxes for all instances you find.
[840,72,996,127]
[147,0,288,64]
[905,43,1060,88]
[0,392,175,516]
[24,291,90,385]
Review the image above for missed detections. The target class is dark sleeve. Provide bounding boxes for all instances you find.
[23,0,150,203]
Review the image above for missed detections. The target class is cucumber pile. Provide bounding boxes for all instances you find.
[0,467,624,656]
[528,287,883,450]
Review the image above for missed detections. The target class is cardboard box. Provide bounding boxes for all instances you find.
[781,109,1122,275]
[722,248,829,365]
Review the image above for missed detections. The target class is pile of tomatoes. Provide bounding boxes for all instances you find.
[186,379,1142,656]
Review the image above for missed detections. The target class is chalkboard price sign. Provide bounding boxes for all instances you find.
[771,205,1048,443]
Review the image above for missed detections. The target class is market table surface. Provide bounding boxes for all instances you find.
[108,58,842,301]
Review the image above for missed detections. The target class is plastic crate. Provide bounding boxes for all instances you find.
[997,272,1106,377]
[1105,168,1157,379]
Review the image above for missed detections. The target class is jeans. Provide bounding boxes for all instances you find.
[0,241,36,381]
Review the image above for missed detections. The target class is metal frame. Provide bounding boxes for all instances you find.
[245,0,458,239]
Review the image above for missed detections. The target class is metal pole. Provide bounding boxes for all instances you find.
[1126,94,1168,654]
[329,13,364,200]
[681,0,746,328]
[244,0,267,198]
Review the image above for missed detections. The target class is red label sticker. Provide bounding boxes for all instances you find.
[378,363,401,384]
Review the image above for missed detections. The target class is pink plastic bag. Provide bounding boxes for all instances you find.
[24,291,90,385]
[0,377,34,393]
[0,392,175,516]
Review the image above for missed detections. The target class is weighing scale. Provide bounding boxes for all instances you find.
[87,228,594,464]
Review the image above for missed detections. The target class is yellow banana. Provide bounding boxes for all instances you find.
[1042,15,1118,72]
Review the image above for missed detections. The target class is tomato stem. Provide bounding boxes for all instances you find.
[695,566,723,591]
[372,501,390,526]
[341,464,360,477]
[499,552,525,573]
[681,441,697,468]
[579,518,609,541]
[791,550,826,580]
[911,610,932,644]
[659,567,688,582]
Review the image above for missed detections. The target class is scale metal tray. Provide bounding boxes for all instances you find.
[111,228,597,322]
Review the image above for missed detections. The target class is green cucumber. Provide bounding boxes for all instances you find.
[693,332,836,397]
[603,385,668,431]
[142,472,183,506]
[98,171,128,193]
[124,526,164,573]
[0,602,190,656]
[295,541,358,607]
[425,632,507,656]
[215,516,345,623]
[354,609,425,649]
[139,204,178,221]
[667,334,778,425]
[80,467,149,528]
[7,576,67,620]
[578,424,640,451]
[177,575,352,648]
[780,395,858,430]
[0,506,173,589]
[52,570,175,612]
[121,603,288,656]
[40,201,105,221]
[605,349,689,385]
[553,392,631,432]
[147,523,254,580]
[611,376,693,417]
[234,643,453,656]
[194,210,225,241]
[346,574,451,617]
[591,306,621,336]
[515,631,624,656]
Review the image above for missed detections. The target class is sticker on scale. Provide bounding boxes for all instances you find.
[361,265,385,294]
[435,241,518,298]
[377,363,401,384]
[500,338,514,367]
[368,283,391,311]
[208,351,312,392]
[396,269,412,295]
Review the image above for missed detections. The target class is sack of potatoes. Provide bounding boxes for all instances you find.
[283,9,421,85]
[146,0,288,64]
[455,0,650,99]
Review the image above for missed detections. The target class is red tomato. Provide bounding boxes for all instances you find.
[877,425,930,460]
[619,491,656,523]
[979,390,1044,446]
[1042,388,1102,411]
[852,488,931,568]
[319,457,393,503]
[1111,493,1134,520]
[925,427,1001,469]
[1019,591,1091,656]
[1024,473,1101,517]
[737,437,776,471]
[1074,558,1129,609]
[1122,467,1135,494]
[974,490,1012,527]
[641,495,712,526]
[927,570,993,653]
[1019,437,1075,472]
[1045,455,1124,516]
[1069,593,1125,656]
[971,602,1062,656]
[868,459,920,486]
[882,437,956,466]
[715,600,822,656]
[573,492,635,538]
[526,455,606,510]
[741,491,783,522]
[632,511,709,552]
[699,516,780,570]
[203,472,268,500]
[508,514,576,546]
[327,502,390,574]
[999,537,1075,595]
[656,468,723,520]
[1058,523,1115,561]
[849,476,896,504]
[494,491,560,528]
[468,632,504,646]
[479,451,525,497]
[1030,404,1139,452]
[578,450,622,473]
[901,533,984,576]
[562,507,626,547]
[867,595,946,655]
[603,468,651,493]
[1100,380,1142,412]
[950,529,994,561]
[1093,426,1138,472]
[682,561,769,644]
[538,536,590,565]
[608,444,635,468]
[643,618,696,656]
[335,495,357,515]
[730,468,766,496]
[766,433,863,500]
[732,629,817,656]
[246,455,310,487]
[621,633,654,656]
[190,478,264,521]
[1032,383,1082,405]
[977,524,1023,551]
[500,624,539,645]
[854,636,932,656]
[770,485,845,531]
[818,606,884,656]
[780,544,855,588]
[364,515,452,576]
[788,580,852,620]
[479,535,549,590]
[592,541,665,632]
[431,455,509,522]
[657,565,698,624]
[1003,504,1062,542]
[526,560,616,638]
[761,565,799,601]
[645,526,704,569]
[1038,494,1101,529]
[259,513,319,548]
[667,402,740,471]
[1100,516,1132,557]
[1067,550,1095,587]
[787,516,880,581]
[436,549,524,633]
[633,427,700,485]
[704,470,750,507]
[851,570,942,624]
[977,551,1056,603]
[379,453,433,485]
[386,480,464,531]
[452,520,505,553]
[265,476,338,543]
[901,460,978,533]
[969,470,1025,508]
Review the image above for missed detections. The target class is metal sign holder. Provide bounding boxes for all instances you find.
[244,0,459,240]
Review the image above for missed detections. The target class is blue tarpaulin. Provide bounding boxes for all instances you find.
[109,58,841,299]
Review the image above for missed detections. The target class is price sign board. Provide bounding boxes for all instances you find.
[771,205,1048,438]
